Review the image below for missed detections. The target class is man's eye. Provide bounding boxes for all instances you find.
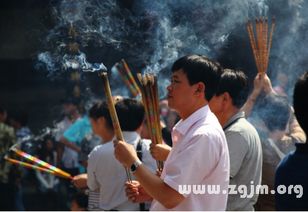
[171,79,180,83]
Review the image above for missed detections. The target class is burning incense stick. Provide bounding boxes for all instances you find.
[116,63,139,97]
[5,157,72,180]
[11,147,72,180]
[100,72,132,181]
[246,17,275,73]
[267,18,275,71]
[137,73,164,171]
[113,60,141,97]
[121,59,141,95]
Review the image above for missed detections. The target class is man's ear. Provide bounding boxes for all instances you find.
[194,82,205,94]
[222,92,232,103]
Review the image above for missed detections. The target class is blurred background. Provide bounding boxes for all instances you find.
[1,0,308,132]
[1,0,308,210]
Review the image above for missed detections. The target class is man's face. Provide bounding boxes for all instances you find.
[90,117,112,141]
[90,118,100,136]
[167,69,196,113]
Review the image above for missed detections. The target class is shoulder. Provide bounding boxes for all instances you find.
[89,143,112,158]
[226,118,260,144]
[193,121,226,147]
[0,123,15,136]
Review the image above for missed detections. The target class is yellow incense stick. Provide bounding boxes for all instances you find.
[100,72,132,182]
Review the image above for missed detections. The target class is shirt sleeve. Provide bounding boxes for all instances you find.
[163,134,222,196]
[225,130,248,178]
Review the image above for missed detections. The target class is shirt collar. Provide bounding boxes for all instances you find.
[121,131,140,144]
[173,105,210,136]
[223,111,245,129]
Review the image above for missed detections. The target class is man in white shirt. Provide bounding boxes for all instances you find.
[114,55,230,210]
[72,98,156,210]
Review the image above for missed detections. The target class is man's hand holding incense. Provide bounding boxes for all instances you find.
[114,140,139,168]
[251,73,264,99]
[125,180,152,203]
[150,143,171,161]
[262,73,275,94]
[72,173,88,189]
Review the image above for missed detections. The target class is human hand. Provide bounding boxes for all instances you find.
[125,180,152,203]
[114,140,139,168]
[72,173,88,189]
[252,73,264,98]
[150,143,171,161]
[262,73,274,94]
[156,169,162,177]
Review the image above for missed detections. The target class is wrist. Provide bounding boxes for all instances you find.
[251,89,260,98]
[130,159,142,173]
[249,94,257,102]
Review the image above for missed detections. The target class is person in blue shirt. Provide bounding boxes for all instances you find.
[275,71,308,210]
[59,115,92,175]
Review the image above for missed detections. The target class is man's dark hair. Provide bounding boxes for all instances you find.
[89,98,145,131]
[293,71,308,134]
[215,69,249,108]
[259,93,291,132]
[89,101,113,130]
[171,55,223,101]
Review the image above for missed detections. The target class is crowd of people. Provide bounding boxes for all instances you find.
[0,54,307,211]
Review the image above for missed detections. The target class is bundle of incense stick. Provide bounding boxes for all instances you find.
[114,59,141,97]
[137,73,164,171]
[246,17,275,73]
[5,157,68,179]
[8,148,73,180]
[99,72,132,181]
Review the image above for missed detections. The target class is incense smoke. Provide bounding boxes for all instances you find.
[36,0,308,101]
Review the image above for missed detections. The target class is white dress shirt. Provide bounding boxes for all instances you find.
[151,105,230,211]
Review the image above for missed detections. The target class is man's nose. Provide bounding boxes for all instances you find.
[167,84,172,91]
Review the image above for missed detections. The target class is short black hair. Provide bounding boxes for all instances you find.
[89,101,113,130]
[89,98,145,132]
[171,55,223,101]
[115,98,145,131]
[293,71,308,134]
[215,69,249,108]
[259,93,291,132]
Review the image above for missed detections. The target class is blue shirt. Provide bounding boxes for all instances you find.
[63,116,92,144]
[275,143,308,210]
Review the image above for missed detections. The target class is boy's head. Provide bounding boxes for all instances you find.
[89,98,145,140]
